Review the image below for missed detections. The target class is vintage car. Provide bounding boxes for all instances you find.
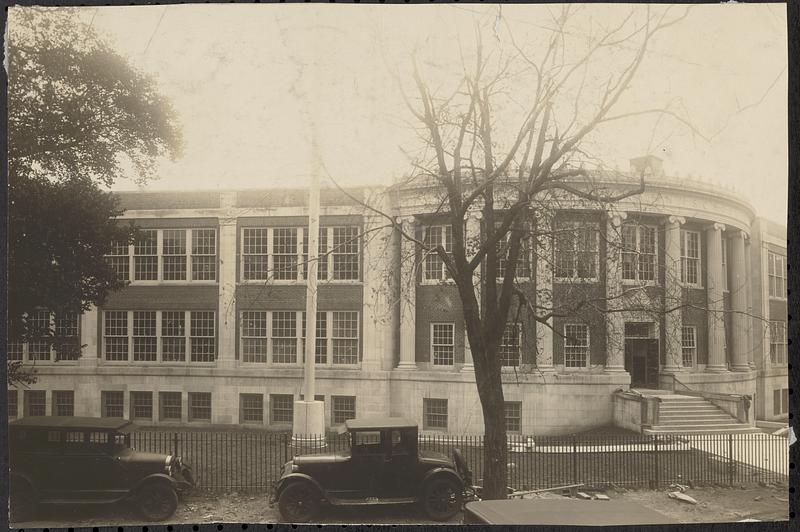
[271,417,473,522]
[9,416,195,522]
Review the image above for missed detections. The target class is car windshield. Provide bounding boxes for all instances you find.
[351,430,382,454]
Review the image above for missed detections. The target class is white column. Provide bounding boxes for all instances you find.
[663,216,685,372]
[729,231,750,371]
[706,223,728,372]
[79,305,99,367]
[217,217,238,367]
[461,211,482,372]
[744,237,755,369]
[605,212,627,373]
[362,189,392,371]
[396,216,417,370]
[534,210,554,373]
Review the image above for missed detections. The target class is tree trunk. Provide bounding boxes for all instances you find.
[474,354,508,500]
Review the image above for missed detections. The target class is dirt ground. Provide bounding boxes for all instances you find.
[12,484,788,528]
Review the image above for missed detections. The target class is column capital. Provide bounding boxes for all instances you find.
[219,217,238,227]
[729,229,749,241]
[666,215,686,227]
[706,222,726,233]
[606,211,628,227]
[395,215,415,225]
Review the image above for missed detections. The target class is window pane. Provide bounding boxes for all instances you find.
[190,312,215,362]
[240,394,263,423]
[242,311,268,363]
[134,230,158,280]
[162,311,186,362]
[130,392,153,420]
[192,229,217,281]
[332,312,358,364]
[332,227,360,280]
[423,398,448,430]
[162,230,187,281]
[243,228,268,280]
[104,311,129,361]
[52,391,74,417]
[107,240,130,281]
[432,323,454,366]
[270,394,294,424]
[272,227,299,281]
[564,324,589,367]
[505,402,521,432]
[271,311,297,364]
[332,396,356,425]
[160,392,182,421]
[102,391,124,418]
[25,390,46,417]
[188,392,211,421]
[133,311,157,361]
[55,312,80,360]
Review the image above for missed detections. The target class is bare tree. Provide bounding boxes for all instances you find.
[375,5,697,499]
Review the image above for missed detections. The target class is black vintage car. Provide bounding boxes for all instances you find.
[9,416,195,522]
[271,417,473,522]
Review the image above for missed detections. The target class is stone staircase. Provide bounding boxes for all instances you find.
[640,393,760,435]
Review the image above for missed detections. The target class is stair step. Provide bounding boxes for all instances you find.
[658,418,736,425]
[651,423,749,431]
[644,427,761,435]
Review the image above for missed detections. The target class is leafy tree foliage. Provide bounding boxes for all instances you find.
[6,8,182,383]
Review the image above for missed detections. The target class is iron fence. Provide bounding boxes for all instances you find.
[130,429,788,493]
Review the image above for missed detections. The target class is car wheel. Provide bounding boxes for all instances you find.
[422,476,463,521]
[277,481,323,523]
[10,479,36,523]
[136,482,179,522]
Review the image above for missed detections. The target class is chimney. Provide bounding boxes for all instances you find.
[629,155,664,177]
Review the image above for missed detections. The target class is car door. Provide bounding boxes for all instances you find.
[380,429,417,499]
[348,430,385,500]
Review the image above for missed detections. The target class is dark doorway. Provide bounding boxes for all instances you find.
[625,338,659,388]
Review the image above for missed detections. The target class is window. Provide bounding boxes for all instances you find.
[271,311,298,364]
[332,311,358,364]
[104,311,129,361]
[423,225,453,282]
[159,392,182,421]
[25,391,46,416]
[130,392,153,421]
[117,228,217,282]
[496,225,531,279]
[133,311,157,361]
[242,228,269,281]
[563,324,589,368]
[680,230,701,286]
[301,311,328,364]
[28,309,52,361]
[431,323,455,366]
[499,323,522,367]
[52,391,74,417]
[191,229,217,281]
[624,322,655,339]
[8,390,18,418]
[331,396,356,425]
[768,252,787,299]
[773,388,789,416]
[7,342,23,361]
[555,221,599,280]
[240,394,264,423]
[241,311,268,363]
[423,398,448,430]
[102,391,124,418]
[272,227,299,281]
[188,392,212,422]
[505,402,522,433]
[621,224,657,282]
[107,240,130,281]
[54,312,80,360]
[770,321,787,366]
[681,326,697,368]
[270,394,294,425]
[162,229,187,281]
[134,230,159,281]
[242,226,361,282]
[162,312,187,362]
[332,227,360,280]
[190,311,216,362]
[104,311,215,363]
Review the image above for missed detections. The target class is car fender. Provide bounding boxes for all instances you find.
[274,473,326,500]
[420,467,464,494]
[131,473,178,494]
[10,471,39,499]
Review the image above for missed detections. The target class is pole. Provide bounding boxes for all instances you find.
[304,160,320,401]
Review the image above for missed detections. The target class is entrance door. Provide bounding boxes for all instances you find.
[625,339,659,388]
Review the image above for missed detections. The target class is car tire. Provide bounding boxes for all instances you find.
[136,482,179,522]
[277,481,323,523]
[421,476,463,522]
[10,479,36,523]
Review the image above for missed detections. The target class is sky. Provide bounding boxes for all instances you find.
[50,4,788,223]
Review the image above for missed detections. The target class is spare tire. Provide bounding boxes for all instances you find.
[452,448,471,483]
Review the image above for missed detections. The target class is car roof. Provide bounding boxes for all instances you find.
[344,417,418,430]
[9,416,134,431]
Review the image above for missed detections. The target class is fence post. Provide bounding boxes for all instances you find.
[652,435,660,489]
[571,434,578,484]
[173,432,178,458]
[728,433,734,486]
